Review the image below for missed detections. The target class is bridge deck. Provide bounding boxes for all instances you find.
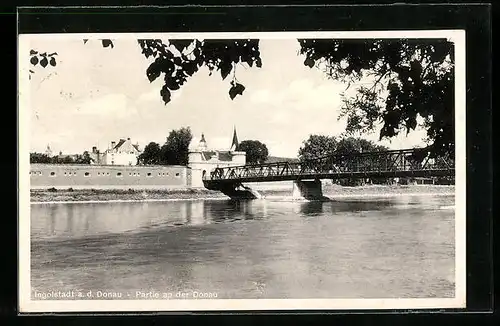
[202,147,455,189]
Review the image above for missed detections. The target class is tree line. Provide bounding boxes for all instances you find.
[139,128,270,166]
[30,151,92,164]
[298,135,391,186]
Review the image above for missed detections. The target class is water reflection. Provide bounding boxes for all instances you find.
[31,195,456,299]
[299,201,324,216]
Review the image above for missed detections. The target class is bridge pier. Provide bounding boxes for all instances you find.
[292,180,329,201]
[218,183,262,200]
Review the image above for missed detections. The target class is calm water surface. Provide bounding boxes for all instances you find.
[31,195,455,299]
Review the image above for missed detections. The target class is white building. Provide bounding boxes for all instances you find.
[187,128,246,188]
[91,138,142,166]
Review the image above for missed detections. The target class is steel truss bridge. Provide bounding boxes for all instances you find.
[203,147,454,189]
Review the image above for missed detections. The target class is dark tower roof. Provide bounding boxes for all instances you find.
[231,127,239,150]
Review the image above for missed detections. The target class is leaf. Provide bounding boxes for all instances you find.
[304,57,315,68]
[146,62,161,83]
[160,85,171,105]
[49,57,56,67]
[182,61,198,76]
[102,39,114,48]
[29,69,35,74]
[40,57,48,68]
[83,39,89,44]
[48,52,58,57]
[165,76,180,90]
[30,49,38,55]
[229,82,245,100]
[256,57,262,68]
[220,62,232,80]
[30,56,39,66]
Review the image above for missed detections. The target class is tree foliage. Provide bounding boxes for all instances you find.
[30,151,91,164]
[298,38,454,157]
[137,142,161,165]
[336,137,389,155]
[74,151,92,164]
[138,39,262,105]
[30,152,53,164]
[236,140,269,164]
[298,135,339,161]
[159,127,193,166]
[29,37,454,159]
[298,135,389,161]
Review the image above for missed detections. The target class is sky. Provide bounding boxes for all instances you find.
[24,36,427,158]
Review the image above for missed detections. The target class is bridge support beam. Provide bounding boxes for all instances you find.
[292,180,329,201]
[218,183,262,200]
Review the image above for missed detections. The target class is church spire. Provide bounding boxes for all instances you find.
[198,133,207,150]
[230,126,239,151]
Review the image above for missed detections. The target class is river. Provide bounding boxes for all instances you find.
[30,194,455,300]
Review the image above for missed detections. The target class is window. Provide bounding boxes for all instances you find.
[50,172,56,177]
[107,172,110,176]
[162,173,165,176]
[158,172,161,176]
[137,173,140,176]
[116,172,122,177]
[29,171,31,175]
[175,173,180,177]
[84,172,90,177]
[39,172,43,176]
[97,172,100,175]
[129,173,132,176]
[147,172,152,177]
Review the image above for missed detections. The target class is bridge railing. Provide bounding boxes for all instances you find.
[204,147,454,181]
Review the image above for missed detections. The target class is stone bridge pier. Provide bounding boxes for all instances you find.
[216,182,263,200]
[292,179,329,201]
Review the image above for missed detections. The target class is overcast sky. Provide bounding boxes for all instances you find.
[25,36,427,158]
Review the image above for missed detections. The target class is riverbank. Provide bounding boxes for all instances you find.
[30,184,455,203]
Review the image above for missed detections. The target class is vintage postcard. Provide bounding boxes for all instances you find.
[18,30,466,312]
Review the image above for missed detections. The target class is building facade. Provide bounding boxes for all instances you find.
[90,138,142,166]
[30,130,246,189]
[187,129,246,188]
[30,164,188,189]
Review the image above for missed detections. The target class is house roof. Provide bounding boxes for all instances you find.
[113,139,126,149]
[110,138,141,152]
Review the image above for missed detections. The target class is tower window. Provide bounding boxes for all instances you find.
[84,172,90,177]
[50,172,56,177]
[116,172,122,177]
